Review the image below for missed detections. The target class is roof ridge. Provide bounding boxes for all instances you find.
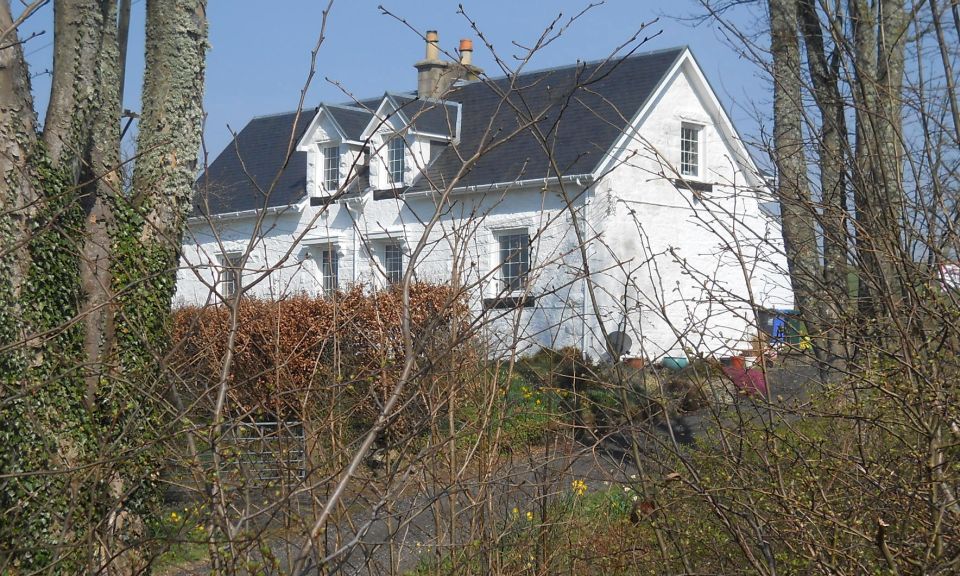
[451,45,687,87]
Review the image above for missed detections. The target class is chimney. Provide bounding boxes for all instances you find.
[415,31,483,98]
[458,38,482,82]
[459,38,473,66]
[416,30,450,99]
[425,30,440,61]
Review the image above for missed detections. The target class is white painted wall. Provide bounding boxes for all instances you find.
[176,55,792,363]
[586,58,793,359]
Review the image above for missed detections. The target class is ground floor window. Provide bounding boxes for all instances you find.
[318,246,338,295]
[218,252,243,298]
[497,232,530,292]
[384,243,403,285]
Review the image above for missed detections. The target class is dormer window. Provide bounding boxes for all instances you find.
[387,137,405,185]
[322,145,340,192]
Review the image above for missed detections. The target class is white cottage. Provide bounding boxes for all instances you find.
[178,35,792,362]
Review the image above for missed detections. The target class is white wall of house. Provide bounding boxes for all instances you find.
[585,57,793,358]
[175,52,792,362]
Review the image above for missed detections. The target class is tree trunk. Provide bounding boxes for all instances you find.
[798,0,850,370]
[0,0,40,366]
[78,0,121,411]
[850,0,907,326]
[769,0,830,376]
[0,0,208,569]
[119,0,206,360]
[43,0,108,172]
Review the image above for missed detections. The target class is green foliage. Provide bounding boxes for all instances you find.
[0,146,92,571]
[0,145,182,571]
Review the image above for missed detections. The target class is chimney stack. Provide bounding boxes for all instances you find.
[415,31,483,98]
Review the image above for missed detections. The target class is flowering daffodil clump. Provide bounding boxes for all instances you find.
[571,479,588,497]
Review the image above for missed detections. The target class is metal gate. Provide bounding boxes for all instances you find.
[228,420,306,484]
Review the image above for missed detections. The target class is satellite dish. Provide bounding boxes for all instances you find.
[606,331,632,356]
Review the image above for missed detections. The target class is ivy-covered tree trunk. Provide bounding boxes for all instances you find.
[0,0,208,572]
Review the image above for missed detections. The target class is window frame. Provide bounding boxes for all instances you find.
[384,243,404,286]
[496,231,530,293]
[322,145,340,193]
[218,251,243,298]
[680,123,702,179]
[318,245,339,296]
[387,137,405,186]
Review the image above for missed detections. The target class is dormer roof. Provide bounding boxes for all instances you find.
[296,103,375,152]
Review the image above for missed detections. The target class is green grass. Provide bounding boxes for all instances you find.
[149,506,210,574]
[405,479,652,575]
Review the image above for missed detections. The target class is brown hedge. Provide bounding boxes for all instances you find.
[170,284,471,427]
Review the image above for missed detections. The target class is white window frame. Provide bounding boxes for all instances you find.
[680,123,702,179]
[384,242,404,286]
[387,137,405,186]
[218,251,243,298]
[316,245,339,296]
[495,230,530,294]
[322,145,340,192]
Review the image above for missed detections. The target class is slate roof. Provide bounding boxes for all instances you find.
[325,104,373,141]
[389,94,460,138]
[194,47,684,216]
[192,97,379,216]
[407,47,684,192]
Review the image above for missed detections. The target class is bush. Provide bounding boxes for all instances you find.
[171,284,471,439]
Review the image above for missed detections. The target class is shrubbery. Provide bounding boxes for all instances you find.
[171,284,471,438]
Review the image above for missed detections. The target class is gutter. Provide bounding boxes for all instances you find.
[402,173,595,200]
[186,200,305,224]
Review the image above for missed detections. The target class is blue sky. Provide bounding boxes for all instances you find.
[17,0,768,161]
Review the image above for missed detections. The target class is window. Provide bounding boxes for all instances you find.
[322,145,340,192]
[680,124,701,178]
[218,252,242,298]
[384,243,404,285]
[318,246,339,295]
[387,137,405,185]
[498,233,530,292]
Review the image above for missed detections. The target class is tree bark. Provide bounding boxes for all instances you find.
[0,0,39,365]
[850,0,907,324]
[78,0,120,411]
[798,0,850,369]
[769,0,829,375]
[43,0,108,172]
[133,0,207,248]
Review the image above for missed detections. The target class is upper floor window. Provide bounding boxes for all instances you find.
[322,145,340,192]
[384,243,404,285]
[388,137,405,185]
[498,232,530,292]
[680,124,701,178]
[218,252,242,298]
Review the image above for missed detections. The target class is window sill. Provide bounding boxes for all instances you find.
[310,195,337,207]
[673,178,713,193]
[483,294,536,309]
[373,187,406,200]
